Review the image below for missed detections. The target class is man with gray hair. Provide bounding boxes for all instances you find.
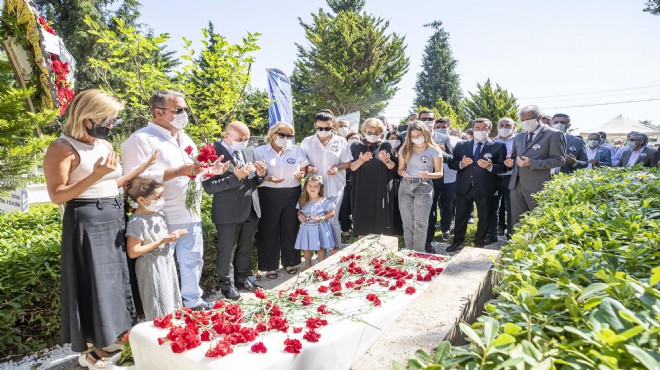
[122,90,226,311]
[504,105,566,230]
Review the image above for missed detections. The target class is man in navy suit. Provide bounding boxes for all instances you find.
[202,121,267,300]
[446,118,507,252]
[552,113,587,174]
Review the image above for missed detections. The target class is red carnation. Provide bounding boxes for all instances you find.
[197,144,218,163]
[366,293,381,306]
[303,329,321,343]
[317,285,328,293]
[206,340,233,358]
[301,296,314,306]
[153,314,173,328]
[405,286,416,295]
[184,145,194,155]
[317,305,331,314]
[254,289,266,299]
[293,327,303,334]
[251,342,268,354]
[283,338,302,354]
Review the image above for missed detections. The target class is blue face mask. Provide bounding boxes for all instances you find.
[434,128,448,136]
[587,140,599,149]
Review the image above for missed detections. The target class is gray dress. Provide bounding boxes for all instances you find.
[126,212,182,320]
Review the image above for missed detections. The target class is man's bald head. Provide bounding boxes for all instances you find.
[225,121,251,144]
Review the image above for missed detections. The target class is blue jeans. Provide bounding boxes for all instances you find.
[398,179,434,252]
[168,222,204,307]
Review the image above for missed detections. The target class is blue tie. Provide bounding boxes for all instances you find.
[474,141,483,159]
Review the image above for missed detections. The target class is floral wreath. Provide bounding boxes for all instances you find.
[0,0,75,115]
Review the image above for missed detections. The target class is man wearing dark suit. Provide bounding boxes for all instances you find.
[446,118,507,252]
[202,121,267,300]
[551,113,587,174]
[425,117,454,251]
[585,133,612,168]
[505,106,566,230]
[617,132,658,167]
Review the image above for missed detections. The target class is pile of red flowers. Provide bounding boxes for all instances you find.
[49,56,75,115]
[150,251,446,359]
[38,17,57,35]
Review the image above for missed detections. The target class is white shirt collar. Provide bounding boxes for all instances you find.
[148,121,177,138]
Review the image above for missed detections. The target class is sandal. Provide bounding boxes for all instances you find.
[78,349,108,369]
[102,340,123,353]
[266,271,278,280]
[285,267,298,275]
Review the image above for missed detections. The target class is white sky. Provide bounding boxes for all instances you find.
[137,0,660,132]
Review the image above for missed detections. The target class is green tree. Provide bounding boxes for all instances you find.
[433,98,469,130]
[462,78,518,127]
[643,0,660,15]
[413,20,462,111]
[291,0,409,132]
[233,88,270,137]
[179,23,260,143]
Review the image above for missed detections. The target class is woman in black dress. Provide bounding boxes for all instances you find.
[386,131,404,235]
[339,132,362,238]
[349,118,397,237]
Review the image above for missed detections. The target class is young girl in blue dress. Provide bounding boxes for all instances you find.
[295,175,336,268]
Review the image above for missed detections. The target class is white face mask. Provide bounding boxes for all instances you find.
[337,127,350,136]
[554,124,566,132]
[411,136,425,145]
[170,112,189,130]
[474,131,488,142]
[388,139,401,149]
[498,128,513,138]
[274,136,290,148]
[142,197,164,213]
[317,129,332,138]
[521,119,539,132]
[231,141,247,152]
[434,128,448,136]
[365,134,380,143]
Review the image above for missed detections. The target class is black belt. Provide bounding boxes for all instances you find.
[66,197,123,209]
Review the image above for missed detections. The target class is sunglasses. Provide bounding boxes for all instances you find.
[158,107,188,115]
[93,117,122,128]
[316,127,332,132]
[419,117,434,122]
[277,133,294,139]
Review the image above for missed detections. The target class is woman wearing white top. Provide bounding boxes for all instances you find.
[300,111,353,247]
[397,121,444,252]
[43,90,157,369]
[254,122,308,277]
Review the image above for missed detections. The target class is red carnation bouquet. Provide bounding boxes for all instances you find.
[184,144,219,215]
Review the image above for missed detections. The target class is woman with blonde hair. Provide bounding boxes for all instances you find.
[43,89,157,369]
[397,121,444,252]
[254,121,308,278]
[349,117,397,237]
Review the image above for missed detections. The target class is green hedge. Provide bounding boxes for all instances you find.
[0,194,257,358]
[395,167,660,369]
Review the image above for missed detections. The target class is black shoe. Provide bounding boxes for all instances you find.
[191,300,214,311]
[442,231,451,240]
[446,242,463,253]
[497,227,506,236]
[240,279,261,292]
[482,236,499,245]
[425,244,435,253]
[221,286,241,301]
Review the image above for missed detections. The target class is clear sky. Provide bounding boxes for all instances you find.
[138,0,660,132]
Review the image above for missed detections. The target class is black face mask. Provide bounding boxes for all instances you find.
[86,121,110,140]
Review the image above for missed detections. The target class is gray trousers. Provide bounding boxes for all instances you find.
[327,192,343,247]
[510,181,538,231]
[398,180,434,252]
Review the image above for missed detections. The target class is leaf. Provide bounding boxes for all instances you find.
[391,361,407,370]
[459,322,484,349]
[503,323,522,336]
[577,283,609,302]
[483,317,499,347]
[491,333,516,347]
[537,283,559,296]
[650,267,660,286]
[494,357,524,370]
[624,345,660,370]
[433,341,451,363]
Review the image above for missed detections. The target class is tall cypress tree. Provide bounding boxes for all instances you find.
[291,0,409,135]
[463,78,518,125]
[413,20,462,111]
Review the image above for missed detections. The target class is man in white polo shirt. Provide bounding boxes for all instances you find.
[300,111,353,246]
[122,90,225,311]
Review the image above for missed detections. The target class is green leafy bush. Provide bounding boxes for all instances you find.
[0,204,62,357]
[394,167,660,369]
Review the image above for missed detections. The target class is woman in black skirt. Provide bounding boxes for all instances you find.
[43,90,156,369]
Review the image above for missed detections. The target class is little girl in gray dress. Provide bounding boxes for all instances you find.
[126,177,187,320]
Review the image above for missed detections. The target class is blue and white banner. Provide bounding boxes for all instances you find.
[266,68,294,127]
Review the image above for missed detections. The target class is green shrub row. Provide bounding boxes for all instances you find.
[395,167,660,369]
[0,194,258,358]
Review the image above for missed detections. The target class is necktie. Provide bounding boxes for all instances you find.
[474,141,483,159]
[526,132,533,147]
[233,151,244,166]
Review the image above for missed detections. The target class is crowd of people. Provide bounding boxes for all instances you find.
[43,89,659,368]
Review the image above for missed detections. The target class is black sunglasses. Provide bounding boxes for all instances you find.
[158,107,187,115]
[419,117,434,121]
[277,133,294,139]
[92,117,122,128]
[316,127,332,132]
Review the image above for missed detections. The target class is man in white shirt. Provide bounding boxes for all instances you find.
[300,111,353,246]
[487,118,516,240]
[122,90,223,311]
